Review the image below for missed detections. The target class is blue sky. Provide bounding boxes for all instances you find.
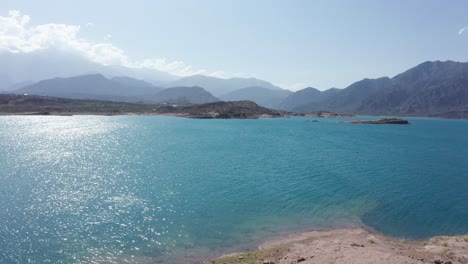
[1,0,468,90]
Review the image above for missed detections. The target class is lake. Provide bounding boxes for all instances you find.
[0,116,467,263]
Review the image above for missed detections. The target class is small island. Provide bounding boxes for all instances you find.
[348,118,410,125]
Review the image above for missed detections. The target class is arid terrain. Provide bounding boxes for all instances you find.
[206,228,468,264]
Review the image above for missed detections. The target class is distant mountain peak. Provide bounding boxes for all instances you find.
[299,87,321,92]
[15,74,161,102]
[164,74,283,96]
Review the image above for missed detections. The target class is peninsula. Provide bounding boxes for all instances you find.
[0,94,353,119]
[0,94,291,118]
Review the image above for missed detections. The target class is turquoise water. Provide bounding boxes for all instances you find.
[0,116,467,263]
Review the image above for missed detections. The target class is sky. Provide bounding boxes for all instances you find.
[1,0,468,90]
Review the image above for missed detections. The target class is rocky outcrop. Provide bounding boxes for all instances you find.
[304,111,355,118]
[347,118,410,124]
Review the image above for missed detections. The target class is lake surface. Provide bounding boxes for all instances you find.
[0,116,467,263]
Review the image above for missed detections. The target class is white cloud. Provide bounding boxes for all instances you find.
[458,26,468,35]
[0,10,228,77]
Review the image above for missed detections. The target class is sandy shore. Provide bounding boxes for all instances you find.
[204,228,468,264]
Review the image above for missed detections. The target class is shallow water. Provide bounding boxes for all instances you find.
[0,116,467,263]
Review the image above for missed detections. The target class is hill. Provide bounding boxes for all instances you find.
[158,100,291,119]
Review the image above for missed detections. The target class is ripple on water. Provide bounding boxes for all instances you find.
[0,116,467,263]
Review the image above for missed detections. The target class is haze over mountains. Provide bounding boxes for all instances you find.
[16,74,221,105]
[220,86,293,109]
[0,50,177,92]
[2,55,468,118]
[17,74,160,102]
[164,74,283,96]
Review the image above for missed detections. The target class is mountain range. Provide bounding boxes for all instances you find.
[16,74,160,102]
[164,74,283,96]
[2,57,468,118]
[0,50,178,92]
[16,74,220,105]
[281,61,468,118]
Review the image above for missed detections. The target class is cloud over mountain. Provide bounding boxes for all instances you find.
[0,10,225,78]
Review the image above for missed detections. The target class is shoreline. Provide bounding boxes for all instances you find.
[204,228,468,264]
[0,112,192,117]
[0,112,288,119]
[0,112,467,121]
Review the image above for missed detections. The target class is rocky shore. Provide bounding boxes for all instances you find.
[205,228,468,264]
